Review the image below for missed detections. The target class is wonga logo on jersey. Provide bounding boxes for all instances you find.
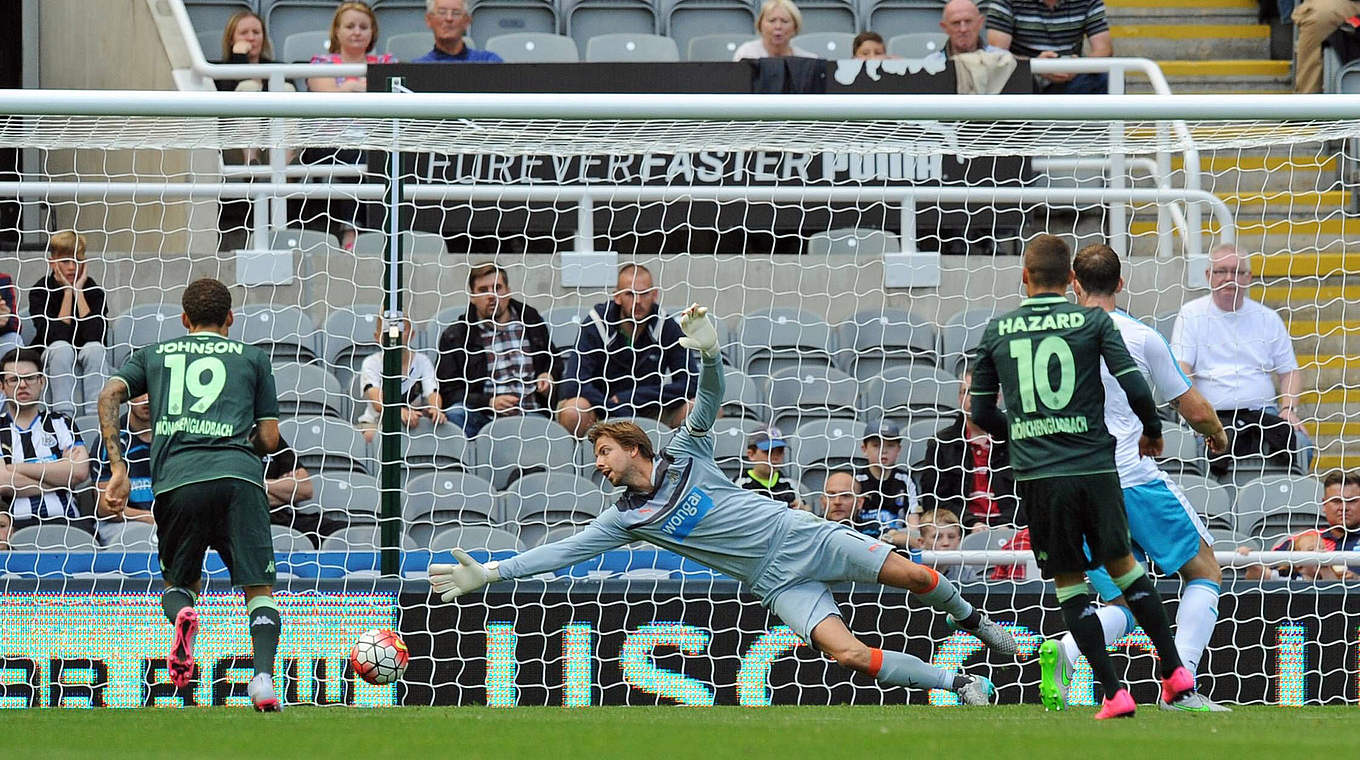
[659,488,714,541]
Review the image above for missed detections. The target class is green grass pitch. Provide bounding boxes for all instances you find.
[12,705,1358,759]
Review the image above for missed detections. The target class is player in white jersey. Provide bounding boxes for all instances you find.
[1036,244,1233,713]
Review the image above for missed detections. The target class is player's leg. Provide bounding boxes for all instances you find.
[1041,567,1133,711]
[152,485,211,690]
[876,551,1018,657]
[1173,543,1222,679]
[221,481,283,712]
[1099,553,1193,705]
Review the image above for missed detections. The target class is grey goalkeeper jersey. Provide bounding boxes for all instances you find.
[495,353,798,589]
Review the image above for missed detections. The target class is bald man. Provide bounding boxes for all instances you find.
[924,0,1006,68]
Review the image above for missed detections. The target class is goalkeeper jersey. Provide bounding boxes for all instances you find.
[496,353,800,587]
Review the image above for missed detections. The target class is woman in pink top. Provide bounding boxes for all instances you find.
[306,2,394,93]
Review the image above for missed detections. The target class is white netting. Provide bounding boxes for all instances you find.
[0,107,1355,707]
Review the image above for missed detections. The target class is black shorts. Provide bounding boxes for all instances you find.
[1015,472,1133,577]
[154,479,276,588]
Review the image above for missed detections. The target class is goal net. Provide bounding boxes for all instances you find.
[0,94,1356,708]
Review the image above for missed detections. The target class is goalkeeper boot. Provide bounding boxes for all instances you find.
[168,607,199,690]
[1094,688,1136,720]
[249,673,282,713]
[956,674,996,706]
[1160,666,1196,706]
[1159,690,1233,713]
[952,612,1020,658]
[1037,639,1071,712]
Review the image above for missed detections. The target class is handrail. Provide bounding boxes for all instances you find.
[916,550,1360,566]
[169,0,365,81]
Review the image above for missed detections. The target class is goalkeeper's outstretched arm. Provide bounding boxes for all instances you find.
[430,518,631,601]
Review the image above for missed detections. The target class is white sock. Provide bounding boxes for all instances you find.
[1175,579,1220,677]
[1060,605,1135,668]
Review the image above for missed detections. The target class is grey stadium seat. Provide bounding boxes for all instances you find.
[467,0,560,46]
[792,32,855,58]
[98,521,157,552]
[664,0,756,59]
[402,426,475,476]
[183,1,253,42]
[271,525,314,554]
[351,230,447,258]
[111,304,186,368]
[807,227,901,257]
[738,308,836,379]
[712,417,764,479]
[485,32,581,62]
[858,365,961,426]
[310,472,382,523]
[791,418,867,495]
[319,525,417,552]
[721,367,768,422]
[1169,473,1234,533]
[280,30,331,63]
[429,525,526,553]
[542,306,588,349]
[9,524,97,551]
[793,0,859,33]
[385,31,435,61]
[886,32,947,59]
[836,308,938,382]
[373,0,434,38]
[1156,426,1207,478]
[421,304,472,352]
[622,418,673,453]
[231,304,321,363]
[584,32,679,62]
[564,0,660,53]
[686,32,750,61]
[504,471,611,547]
[322,305,383,385]
[767,365,859,431]
[279,416,372,475]
[274,363,349,420]
[1233,475,1325,543]
[474,415,578,490]
[864,0,949,40]
[938,307,1003,376]
[403,471,499,547]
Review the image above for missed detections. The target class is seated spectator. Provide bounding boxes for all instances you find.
[0,511,9,550]
[556,264,697,437]
[1241,470,1360,581]
[854,420,922,542]
[1292,0,1360,93]
[29,231,108,417]
[357,317,446,443]
[821,469,910,547]
[215,10,295,93]
[919,507,969,580]
[852,32,888,60]
[414,0,503,63]
[1173,245,1313,475]
[0,270,23,355]
[0,348,91,533]
[734,0,816,60]
[925,0,1008,67]
[988,526,1044,580]
[264,437,343,547]
[734,426,805,510]
[987,0,1113,94]
[92,393,156,531]
[436,262,554,436]
[916,367,1020,529]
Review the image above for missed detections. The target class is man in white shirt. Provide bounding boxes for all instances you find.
[1171,244,1312,472]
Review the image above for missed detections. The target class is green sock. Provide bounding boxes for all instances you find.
[247,596,282,677]
[161,587,197,625]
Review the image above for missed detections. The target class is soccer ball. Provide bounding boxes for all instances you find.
[350,629,409,685]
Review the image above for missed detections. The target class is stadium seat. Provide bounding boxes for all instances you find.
[622,417,673,454]
[542,305,588,349]
[231,304,321,364]
[862,0,948,41]
[111,304,187,368]
[685,32,750,61]
[322,304,383,385]
[420,305,472,351]
[857,365,960,426]
[767,366,859,432]
[271,525,314,553]
[17,307,34,345]
[403,471,499,546]
[836,308,938,382]
[791,32,856,58]
[274,362,349,420]
[384,31,436,60]
[8,524,97,551]
[938,307,1003,376]
[663,0,756,59]
[1220,454,1307,489]
[402,425,475,476]
[279,416,372,475]
[320,525,417,552]
[903,417,947,473]
[790,418,867,494]
[428,525,525,553]
[279,30,331,63]
[721,367,768,422]
[310,472,382,522]
[1232,474,1324,540]
[485,32,582,62]
[351,230,447,258]
[466,0,560,44]
[184,1,254,43]
[712,417,763,478]
[737,308,837,379]
[195,29,223,60]
[74,414,100,444]
[584,33,679,62]
[1156,426,1208,478]
[372,0,434,38]
[1169,473,1234,534]
[807,228,901,257]
[474,415,577,490]
[959,526,1016,552]
[886,32,947,59]
[98,521,157,552]
[504,471,610,546]
[564,0,660,53]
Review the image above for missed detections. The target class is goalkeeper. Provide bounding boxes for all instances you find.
[432,304,1018,705]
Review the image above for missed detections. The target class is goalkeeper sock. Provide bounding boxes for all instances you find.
[1057,584,1123,698]
[1175,579,1220,677]
[1111,566,1184,678]
[1058,605,1135,669]
[913,568,976,625]
[161,586,197,625]
[865,648,956,691]
[247,596,282,677]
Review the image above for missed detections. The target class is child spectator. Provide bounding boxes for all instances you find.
[855,420,923,543]
[357,317,446,442]
[919,507,969,580]
[733,426,805,510]
[29,231,108,416]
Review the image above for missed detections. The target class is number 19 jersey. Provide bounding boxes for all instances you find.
[112,332,279,496]
[970,295,1143,480]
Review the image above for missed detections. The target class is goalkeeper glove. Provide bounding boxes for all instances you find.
[677,303,721,358]
[429,549,501,602]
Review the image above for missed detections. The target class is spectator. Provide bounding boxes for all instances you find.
[1241,470,1360,581]
[988,526,1043,581]
[436,262,554,436]
[215,10,294,92]
[733,0,816,60]
[263,438,343,547]
[29,231,108,417]
[854,420,923,542]
[1293,0,1360,93]
[1172,244,1313,474]
[0,270,23,355]
[733,425,805,510]
[92,393,156,530]
[0,348,91,533]
[556,264,698,437]
[925,0,1008,67]
[357,317,446,443]
[987,0,1113,94]
[915,367,1020,530]
[821,469,910,547]
[919,507,969,580]
[413,0,503,63]
[0,511,10,550]
[852,32,888,60]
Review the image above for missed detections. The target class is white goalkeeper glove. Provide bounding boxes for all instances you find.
[429,549,502,602]
[677,303,721,358]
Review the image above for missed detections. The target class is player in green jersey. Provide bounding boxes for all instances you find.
[968,235,1195,719]
[97,278,284,712]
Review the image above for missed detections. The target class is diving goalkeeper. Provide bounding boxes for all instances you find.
[431,305,1018,704]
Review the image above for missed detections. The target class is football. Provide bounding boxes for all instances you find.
[350,629,409,686]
